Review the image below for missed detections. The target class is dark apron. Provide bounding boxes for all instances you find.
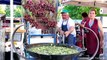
[61,21,76,46]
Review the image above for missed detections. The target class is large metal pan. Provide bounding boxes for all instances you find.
[25,43,85,60]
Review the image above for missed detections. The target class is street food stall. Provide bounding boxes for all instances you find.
[11,0,85,60]
[0,0,107,60]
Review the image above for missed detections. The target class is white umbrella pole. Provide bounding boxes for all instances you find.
[10,0,14,60]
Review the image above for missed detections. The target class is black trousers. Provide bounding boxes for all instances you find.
[5,52,19,60]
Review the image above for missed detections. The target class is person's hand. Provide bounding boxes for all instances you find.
[99,32,104,49]
[60,30,64,35]
[64,31,70,37]
[75,23,79,25]
[100,40,103,48]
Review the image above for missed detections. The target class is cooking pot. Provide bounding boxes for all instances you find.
[25,43,84,60]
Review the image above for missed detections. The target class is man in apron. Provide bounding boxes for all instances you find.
[57,10,76,46]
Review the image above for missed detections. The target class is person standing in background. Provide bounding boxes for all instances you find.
[84,8,104,60]
[76,12,89,28]
[75,12,89,48]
